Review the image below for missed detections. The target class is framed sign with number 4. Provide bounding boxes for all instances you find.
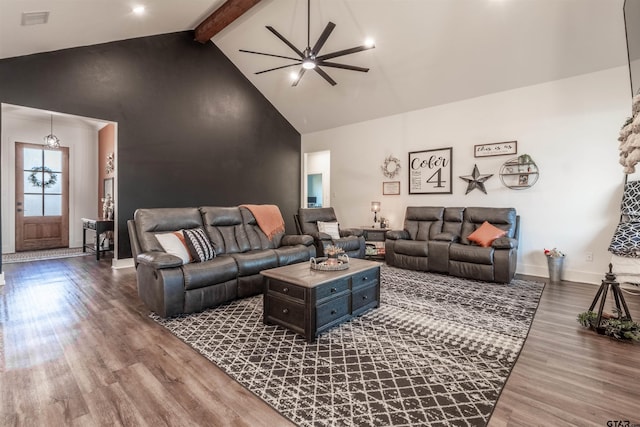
[408,147,453,194]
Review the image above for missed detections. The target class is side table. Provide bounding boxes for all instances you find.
[82,218,114,260]
[359,226,387,260]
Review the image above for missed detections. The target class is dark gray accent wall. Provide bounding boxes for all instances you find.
[0,32,301,262]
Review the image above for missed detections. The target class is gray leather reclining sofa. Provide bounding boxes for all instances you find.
[385,207,519,283]
[128,206,315,317]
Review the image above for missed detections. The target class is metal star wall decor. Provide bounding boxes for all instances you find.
[460,164,493,194]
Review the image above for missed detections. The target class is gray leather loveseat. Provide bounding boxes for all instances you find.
[128,206,315,317]
[385,207,519,283]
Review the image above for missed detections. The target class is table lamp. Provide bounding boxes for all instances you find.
[371,201,381,226]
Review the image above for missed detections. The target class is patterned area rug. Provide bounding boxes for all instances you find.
[151,266,544,426]
[1,247,89,264]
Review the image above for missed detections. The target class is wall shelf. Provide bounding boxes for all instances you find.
[499,156,539,190]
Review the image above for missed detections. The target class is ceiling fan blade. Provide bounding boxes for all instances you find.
[316,45,374,61]
[292,68,306,87]
[239,49,301,62]
[311,22,336,55]
[314,67,337,86]
[318,61,369,72]
[255,63,302,74]
[266,26,305,58]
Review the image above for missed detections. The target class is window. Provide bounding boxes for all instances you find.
[22,148,63,217]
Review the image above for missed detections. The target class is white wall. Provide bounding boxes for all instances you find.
[302,66,632,284]
[1,113,99,252]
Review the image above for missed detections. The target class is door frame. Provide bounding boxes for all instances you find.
[15,142,70,251]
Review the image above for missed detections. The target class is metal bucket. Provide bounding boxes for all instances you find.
[547,256,564,282]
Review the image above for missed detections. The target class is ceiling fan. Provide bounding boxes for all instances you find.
[239,0,375,86]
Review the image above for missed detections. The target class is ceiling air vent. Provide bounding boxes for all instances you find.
[21,11,50,26]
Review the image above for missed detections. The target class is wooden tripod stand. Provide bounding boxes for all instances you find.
[588,264,633,333]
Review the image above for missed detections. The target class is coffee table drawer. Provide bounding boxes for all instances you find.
[268,279,305,301]
[265,297,305,332]
[351,268,378,289]
[316,278,349,301]
[352,283,378,313]
[316,294,350,329]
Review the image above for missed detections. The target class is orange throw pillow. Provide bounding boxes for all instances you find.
[467,221,507,247]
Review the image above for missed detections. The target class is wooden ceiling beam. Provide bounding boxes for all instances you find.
[194,0,263,43]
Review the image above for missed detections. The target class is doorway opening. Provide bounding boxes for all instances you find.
[1,103,116,262]
[307,174,323,207]
[302,150,330,208]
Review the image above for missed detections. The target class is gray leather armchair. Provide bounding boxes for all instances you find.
[297,207,366,259]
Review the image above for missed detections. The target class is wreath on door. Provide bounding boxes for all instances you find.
[28,166,58,188]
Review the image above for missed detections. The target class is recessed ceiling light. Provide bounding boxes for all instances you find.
[21,11,49,26]
[133,5,145,15]
[364,38,375,48]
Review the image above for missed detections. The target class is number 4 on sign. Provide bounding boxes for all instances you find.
[426,169,446,188]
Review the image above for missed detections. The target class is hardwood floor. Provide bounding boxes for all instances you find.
[1,257,639,426]
[491,276,640,426]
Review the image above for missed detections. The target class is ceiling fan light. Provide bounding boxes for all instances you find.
[240,0,373,86]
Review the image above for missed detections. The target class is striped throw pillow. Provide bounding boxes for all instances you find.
[182,228,216,262]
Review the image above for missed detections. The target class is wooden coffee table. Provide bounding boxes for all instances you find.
[261,258,381,342]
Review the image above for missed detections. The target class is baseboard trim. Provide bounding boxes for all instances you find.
[112,258,134,269]
[517,263,602,285]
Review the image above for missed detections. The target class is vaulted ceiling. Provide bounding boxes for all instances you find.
[0,0,630,133]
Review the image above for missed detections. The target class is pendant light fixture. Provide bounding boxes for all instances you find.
[43,114,60,149]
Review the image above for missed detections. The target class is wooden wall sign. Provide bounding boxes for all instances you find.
[474,141,517,158]
[408,148,452,194]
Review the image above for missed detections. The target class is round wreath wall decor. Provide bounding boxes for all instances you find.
[381,155,401,178]
[28,166,58,189]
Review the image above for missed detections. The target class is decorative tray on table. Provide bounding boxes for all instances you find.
[310,255,350,271]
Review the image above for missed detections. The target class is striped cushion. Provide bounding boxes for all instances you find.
[182,227,216,262]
